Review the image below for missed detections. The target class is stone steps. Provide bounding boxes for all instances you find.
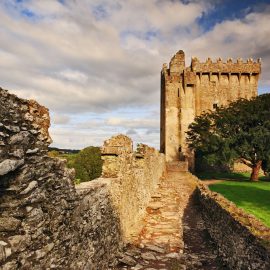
[166,161,188,172]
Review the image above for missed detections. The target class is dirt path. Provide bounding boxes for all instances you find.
[115,166,227,270]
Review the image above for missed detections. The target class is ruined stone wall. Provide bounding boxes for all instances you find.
[160,50,261,166]
[195,180,270,270]
[0,88,122,269]
[0,88,166,269]
[101,134,166,242]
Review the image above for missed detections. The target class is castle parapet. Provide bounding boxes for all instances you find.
[101,134,133,156]
[191,57,261,74]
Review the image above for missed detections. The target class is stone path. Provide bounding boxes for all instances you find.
[115,164,228,270]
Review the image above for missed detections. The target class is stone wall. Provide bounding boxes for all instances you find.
[0,88,122,269]
[101,134,166,242]
[195,180,270,270]
[0,88,166,269]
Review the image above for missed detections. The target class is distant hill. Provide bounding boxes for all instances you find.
[48,147,80,154]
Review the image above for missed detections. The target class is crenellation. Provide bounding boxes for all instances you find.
[160,50,261,167]
[237,58,243,63]
[191,60,261,75]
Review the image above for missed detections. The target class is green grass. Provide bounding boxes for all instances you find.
[209,181,270,227]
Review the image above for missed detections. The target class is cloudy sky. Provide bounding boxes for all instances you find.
[1,0,270,149]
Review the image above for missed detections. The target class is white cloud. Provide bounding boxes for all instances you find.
[52,114,71,125]
[106,117,159,129]
[0,1,269,149]
[57,69,88,84]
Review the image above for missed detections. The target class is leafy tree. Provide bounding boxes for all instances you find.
[73,146,103,182]
[62,153,77,169]
[187,94,270,181]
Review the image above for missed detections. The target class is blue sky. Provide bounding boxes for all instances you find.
[0,0,269,149]
[198,0,270,31]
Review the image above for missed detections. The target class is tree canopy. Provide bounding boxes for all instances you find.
[187,94,270,181]
[73,146,103,182]
[48,146,103,183]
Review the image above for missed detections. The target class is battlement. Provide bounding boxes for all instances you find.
[169,50,185,73]
[191,57,261,74]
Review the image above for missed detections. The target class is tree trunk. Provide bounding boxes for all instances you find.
[250,160,262,181]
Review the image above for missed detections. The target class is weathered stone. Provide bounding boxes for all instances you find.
[4,125,20,133]
[0,241,9,263]
[119,255,137,266]
[147,201,163,210]
[145,244,165,254]
[26,148,39,154]
[9,131,29,145]
[141,252,156,261]
[0,88,124,269]
[20,180,38,195]
[166,252,180,259]
[11,149,24,158]
[0,159,24,176]
[101,135,166,242]
[132,264,143,270]
[2,261,18,270]
[8,234,31,252]
[0,217,21,232]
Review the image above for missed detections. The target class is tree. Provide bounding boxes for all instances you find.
[73,146,103,182]
[187,94,270,181]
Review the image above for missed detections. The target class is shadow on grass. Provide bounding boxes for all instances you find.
[196,171,270,182]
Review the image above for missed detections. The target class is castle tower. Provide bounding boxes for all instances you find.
[160,50,261,169]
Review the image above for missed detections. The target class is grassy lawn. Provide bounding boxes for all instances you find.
[209,180,270,227]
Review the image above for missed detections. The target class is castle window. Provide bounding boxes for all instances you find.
[213,103,218,109]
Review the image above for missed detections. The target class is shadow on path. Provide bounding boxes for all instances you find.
[182,192,229,270]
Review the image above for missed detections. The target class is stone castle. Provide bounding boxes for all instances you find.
[160,50,261,166]
[1,52,270,269]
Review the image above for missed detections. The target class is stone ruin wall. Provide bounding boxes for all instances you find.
[194,177,270,270]
[160,50,261,166]
[0,88,166,269]
[100,135,166,242]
